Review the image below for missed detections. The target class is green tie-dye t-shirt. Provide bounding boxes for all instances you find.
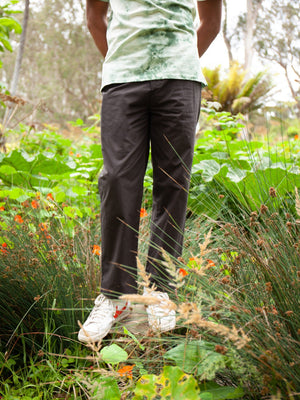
[99,0,207,89]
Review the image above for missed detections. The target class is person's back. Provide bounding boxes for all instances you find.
[101,0,206,88]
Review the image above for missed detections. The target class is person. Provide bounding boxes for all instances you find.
[78,0,222,343]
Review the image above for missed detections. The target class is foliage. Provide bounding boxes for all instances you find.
[0,124,103,228]
[1,113,300,399]
[133,366,201,400]
[189,106,300,219]
[0,0,22,66]
[254,0,300,112]
[0,0,104,124]
[202,63,273,115]
[164,340,232,381]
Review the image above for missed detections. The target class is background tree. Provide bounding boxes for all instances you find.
[222,0,264,71]
[254,0,300,113]
[0,0,104,125]
[0,0,22,151]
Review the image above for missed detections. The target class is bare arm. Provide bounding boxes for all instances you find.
[86,0,109,57]
[197,0,222,57]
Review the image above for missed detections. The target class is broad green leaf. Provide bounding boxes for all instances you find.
[92,377,121,400]
[100,344,128,364]
[0,165,16,174]
[0,36,12,51]
[52,189,66,203]
[63,206,83,219]
[164,340,227,380]
[192,160,221,182]
[7,187,27,200]
[211,152,229,160]
[225,165,247,183]
[199,381,244,400]
[133,366,200,400]
[133,374,157,399]
[0,17,22,34]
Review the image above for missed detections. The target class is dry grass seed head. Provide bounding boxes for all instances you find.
[136,257,154,290]
[178,302,250,349]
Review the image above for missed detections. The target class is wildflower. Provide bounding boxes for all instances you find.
[1,243,8,254]
[207,259,215,267]
[140,208,148,218]
[93,244,101,255]
[179,268,188,277]
[0,206,4,211]
[69,151,74,156]
[36,192,41,199]
[295,134,299,140]
[47,193,54,201]
[76,153,81,158]
[31,200,39,209]
[39,222,48,231]
[14,215,24,224]
[118,364,135,379]
[21,200,30,208]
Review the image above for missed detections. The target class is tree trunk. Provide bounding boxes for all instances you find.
[222,0,233,66]
[245,0,264,72]
[244,0,255,71]
[10,0,30,96]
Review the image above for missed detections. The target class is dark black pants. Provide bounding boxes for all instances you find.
[99,79,201,299]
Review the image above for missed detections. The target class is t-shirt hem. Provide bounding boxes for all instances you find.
[101,75,207,91]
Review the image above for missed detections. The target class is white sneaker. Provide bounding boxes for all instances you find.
[144,289,176,332]
[78,294,131,343]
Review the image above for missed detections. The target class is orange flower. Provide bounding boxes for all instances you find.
[118,364,135,379]
[39,222,48,231]
[140,208,148,218]
[69,151,74,156]
[295,134,299,140]
[1,243,8,254]
[14,215,24,224]
[47,193,54,201]
[36,192,41,199]
[76,153,81,158]
[31,200,39,209]
[189,257,196,262]
[207,259,216,267]
[21,200,30,208]
[0,206,4,211]
[179,268,188,277]
[93,245,101,255]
